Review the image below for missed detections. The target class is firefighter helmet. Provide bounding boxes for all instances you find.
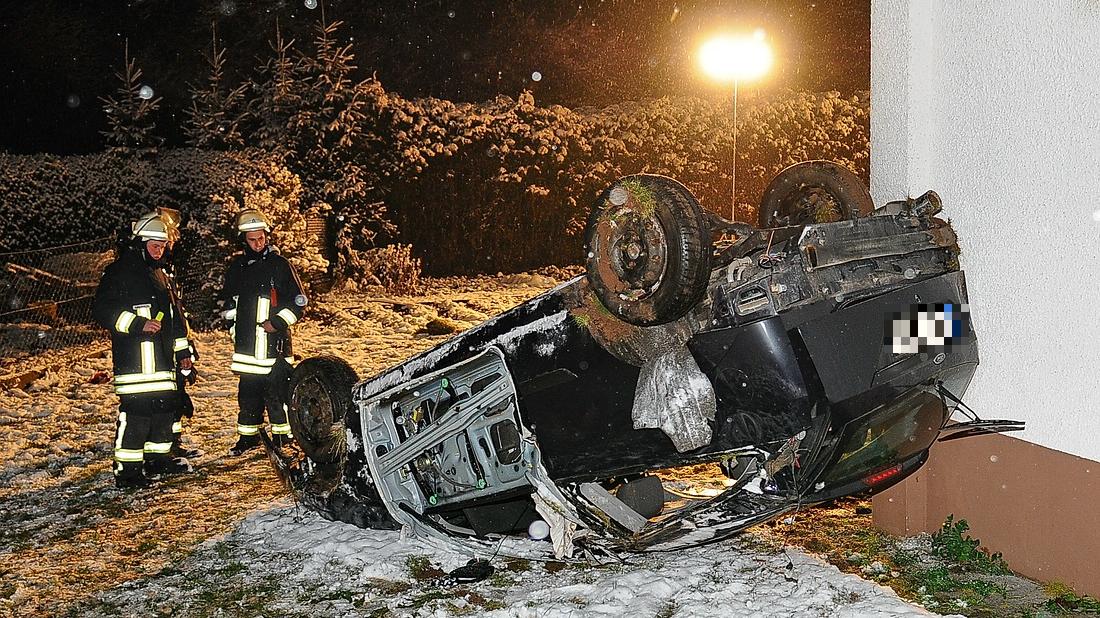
[131,213,170,241]
[236,209,273,233]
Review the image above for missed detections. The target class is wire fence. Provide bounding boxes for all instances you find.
[0,237,114,373]
[0,237,225,376]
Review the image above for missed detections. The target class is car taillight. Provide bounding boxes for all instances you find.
[864,464,903,486]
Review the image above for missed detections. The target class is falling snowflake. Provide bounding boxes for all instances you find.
[304,0,317,9]
[531,71,542,82]
[138,85,154,100]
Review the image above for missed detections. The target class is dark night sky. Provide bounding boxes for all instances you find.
[0,0,869,154]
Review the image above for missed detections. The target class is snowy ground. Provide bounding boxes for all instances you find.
[0,271,948,617]
[68,503,943,618]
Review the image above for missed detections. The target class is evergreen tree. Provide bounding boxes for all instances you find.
[247,20,303,152]
[293,16,394,265]
[99,41,163,155]
[248,14,395,258]
[184,25,248,150]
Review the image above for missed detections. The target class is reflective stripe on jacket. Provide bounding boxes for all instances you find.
[93,247,190,397]
[219,247,305,376]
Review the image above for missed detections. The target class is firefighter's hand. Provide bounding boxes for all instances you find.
[142,320,161,334]
[179,358,193,370]
[262,320,277,333]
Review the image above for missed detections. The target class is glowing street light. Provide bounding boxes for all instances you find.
[700,30,773,219]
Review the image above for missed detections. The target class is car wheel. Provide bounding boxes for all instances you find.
[585,174,712,326]
[757,160,873,228]
[287,355,357,479]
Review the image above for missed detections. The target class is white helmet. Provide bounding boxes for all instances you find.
[131,213,170,241]
[236,209,273,233]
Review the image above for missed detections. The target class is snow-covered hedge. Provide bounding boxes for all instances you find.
[0,149,327,327]
[0,149,326,274]
[0,90,868,279]
[362,88,870,274]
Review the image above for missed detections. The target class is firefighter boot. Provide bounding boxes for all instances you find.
[228,434,262,456]
[115,466,153,490]
[115,475,153,490]
[169,436,202,459]
[145,455,194,477]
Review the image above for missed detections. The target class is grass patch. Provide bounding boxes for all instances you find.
[616,178,658,218]
[751,500,1024,617]
[405,588,458,611]
[931,516,1011,575]
[544,561,568,574]
[364,577,412,595]
[218,560,247,578]
[405,554,446,581]
[504,558,531,572]
[488,572,517,588]
[1043,581,1100,614]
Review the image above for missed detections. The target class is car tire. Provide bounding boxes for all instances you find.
[757,160,873,228]
[585,174,712,326]
[287,355,357,468]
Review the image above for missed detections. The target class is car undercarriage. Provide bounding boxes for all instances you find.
[265,161,1023,560]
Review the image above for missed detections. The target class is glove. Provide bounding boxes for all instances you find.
[180,367,197,386]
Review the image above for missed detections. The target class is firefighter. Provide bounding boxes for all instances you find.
[94,213,194,489]
[219,209,306,456]
[151,207,202,458]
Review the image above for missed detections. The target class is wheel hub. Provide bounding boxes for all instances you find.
[602,209,668,300]
[293,375,334,441]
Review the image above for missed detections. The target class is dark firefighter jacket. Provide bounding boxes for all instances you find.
[93,247,191,397]
[164,263,197,361]
[219,246,305,376]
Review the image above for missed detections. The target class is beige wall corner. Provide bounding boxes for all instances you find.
[874,433,1100,597]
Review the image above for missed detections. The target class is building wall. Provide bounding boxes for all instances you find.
[870,0,1100,595]
[870,0,1100,461]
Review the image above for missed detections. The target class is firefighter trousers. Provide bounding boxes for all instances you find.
[236,373,292,438]
[113,396,174,479]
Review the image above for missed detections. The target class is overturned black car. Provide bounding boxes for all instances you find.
[267,161,1022,558]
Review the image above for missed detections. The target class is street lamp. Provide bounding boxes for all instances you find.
[700,31,773,220]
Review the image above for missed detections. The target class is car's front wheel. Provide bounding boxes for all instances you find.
[584,175,712,326]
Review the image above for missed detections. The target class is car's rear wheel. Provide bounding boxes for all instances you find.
[285,356,357,493]
[757,160,873,228]
[585,175,712,326]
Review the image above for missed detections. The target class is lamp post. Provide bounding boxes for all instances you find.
[700,31,773,220]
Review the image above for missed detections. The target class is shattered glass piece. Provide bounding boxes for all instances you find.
[632,346,716,452]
